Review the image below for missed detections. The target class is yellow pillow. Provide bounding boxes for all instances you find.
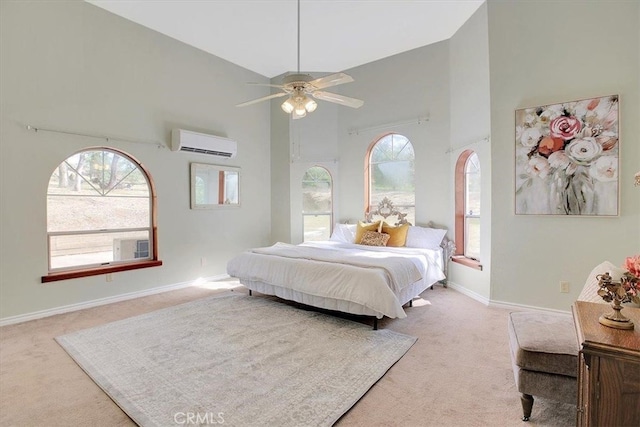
[355,221,381,244]
[381,222,410,247]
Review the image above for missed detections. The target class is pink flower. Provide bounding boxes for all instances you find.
[625,255,640,277]
[550,116,582,140]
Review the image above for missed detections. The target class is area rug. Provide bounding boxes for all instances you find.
[56,293,416,427]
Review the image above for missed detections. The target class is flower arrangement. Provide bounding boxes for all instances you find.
[515,95,619,215]
[598,255,640,305]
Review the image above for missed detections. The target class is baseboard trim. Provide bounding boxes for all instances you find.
[488,299,571,315]
[446,281,570,315]
[0,274,231,327]
[445,281,491,306]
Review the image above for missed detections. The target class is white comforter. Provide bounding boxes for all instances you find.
[226,241,445,319]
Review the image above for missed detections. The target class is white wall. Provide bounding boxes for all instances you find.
[335,42,452,227]
[447,2,492,300]
[277,42,452,239]
[487,0,640,310]
[0,1,272,320]
[270,78,292,244]
[288,88,340,244]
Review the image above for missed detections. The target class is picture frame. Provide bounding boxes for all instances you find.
[515,94,619,216]
[190,163,240,209]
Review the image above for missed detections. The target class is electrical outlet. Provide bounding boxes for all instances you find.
[560,281,569,293]
[106,273,113,282]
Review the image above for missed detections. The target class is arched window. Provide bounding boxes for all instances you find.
[454,150,481,267]
[365,133,415,224]
[44,147,161,282]
[302,166,332,242]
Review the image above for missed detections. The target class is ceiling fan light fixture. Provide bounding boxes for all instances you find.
[236,0,362,115]
[294,107,307,118]
[304,98,317,112]
[281,98,295,113]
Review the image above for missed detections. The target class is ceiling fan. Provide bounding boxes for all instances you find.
[236,0,364,119]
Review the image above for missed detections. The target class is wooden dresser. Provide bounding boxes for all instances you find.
[572,301,640,427]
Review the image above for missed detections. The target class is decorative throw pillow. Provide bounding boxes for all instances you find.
[355,221,381,244]
[359,230,390,247]
[405,226,447,249]
[381,222,410,247]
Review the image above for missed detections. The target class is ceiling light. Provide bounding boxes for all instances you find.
[294,105,307,118]
[304,98,317,113]
[281,99,295,113]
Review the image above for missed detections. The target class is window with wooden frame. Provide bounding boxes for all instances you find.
[365,133,415,224]
[454,150,481,270]
[43,147,161,282]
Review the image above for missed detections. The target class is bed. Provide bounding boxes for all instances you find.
[226,199,455,328]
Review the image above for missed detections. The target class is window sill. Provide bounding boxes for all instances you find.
[451,256,483,271]
[42,260,163,283]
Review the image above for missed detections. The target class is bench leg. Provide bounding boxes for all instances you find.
[520,393,534,421]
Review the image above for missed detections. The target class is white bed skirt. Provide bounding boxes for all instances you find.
[240,278,432,320]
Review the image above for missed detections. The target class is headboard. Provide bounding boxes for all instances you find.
[365,197,456,279]
[365,197,409,226]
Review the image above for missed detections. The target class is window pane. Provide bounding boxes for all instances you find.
[302,167,331,213]
[47,196,150,232]
[464,152,480,259]
[49,230,150,270]
[369,134,415,222]
[465,217,480,259]
[465,153,481,216]
[49,150,147,197]
[303,214,331,242]
[47,148,154,273]
[371,134,413,163]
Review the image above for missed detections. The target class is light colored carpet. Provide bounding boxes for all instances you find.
[0,283,576,426]
[55,293,416,427]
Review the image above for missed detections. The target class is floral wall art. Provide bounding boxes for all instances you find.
[515,95,619,216]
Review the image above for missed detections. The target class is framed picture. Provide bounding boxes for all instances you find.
[515,94,619,216]
[190,163,240,209]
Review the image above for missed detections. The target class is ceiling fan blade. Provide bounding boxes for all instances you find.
[308,73,354,90]
[313,91,364,109]
[247,82,287,89]
[236,92,287,108]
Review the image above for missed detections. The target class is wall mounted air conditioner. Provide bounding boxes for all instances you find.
[171,129,237,158]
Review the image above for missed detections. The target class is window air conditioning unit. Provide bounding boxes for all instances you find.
[114,238,149,261]
[171,129,237,159]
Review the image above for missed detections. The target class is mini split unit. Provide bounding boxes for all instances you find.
[171,129,237,159]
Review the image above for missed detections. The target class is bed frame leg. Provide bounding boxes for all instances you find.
[409,299,413,307]
[249,290,252,296]
[373,318,378,330]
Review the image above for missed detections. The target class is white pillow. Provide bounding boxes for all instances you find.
[577,261,617,304]
[329,223,357,243]
[405,226,447,249]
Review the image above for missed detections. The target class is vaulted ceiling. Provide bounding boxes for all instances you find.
[87,0,484,78]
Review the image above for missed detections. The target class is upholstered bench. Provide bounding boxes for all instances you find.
[507,311,578,421]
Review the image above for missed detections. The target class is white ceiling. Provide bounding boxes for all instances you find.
[87,0,484,79]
